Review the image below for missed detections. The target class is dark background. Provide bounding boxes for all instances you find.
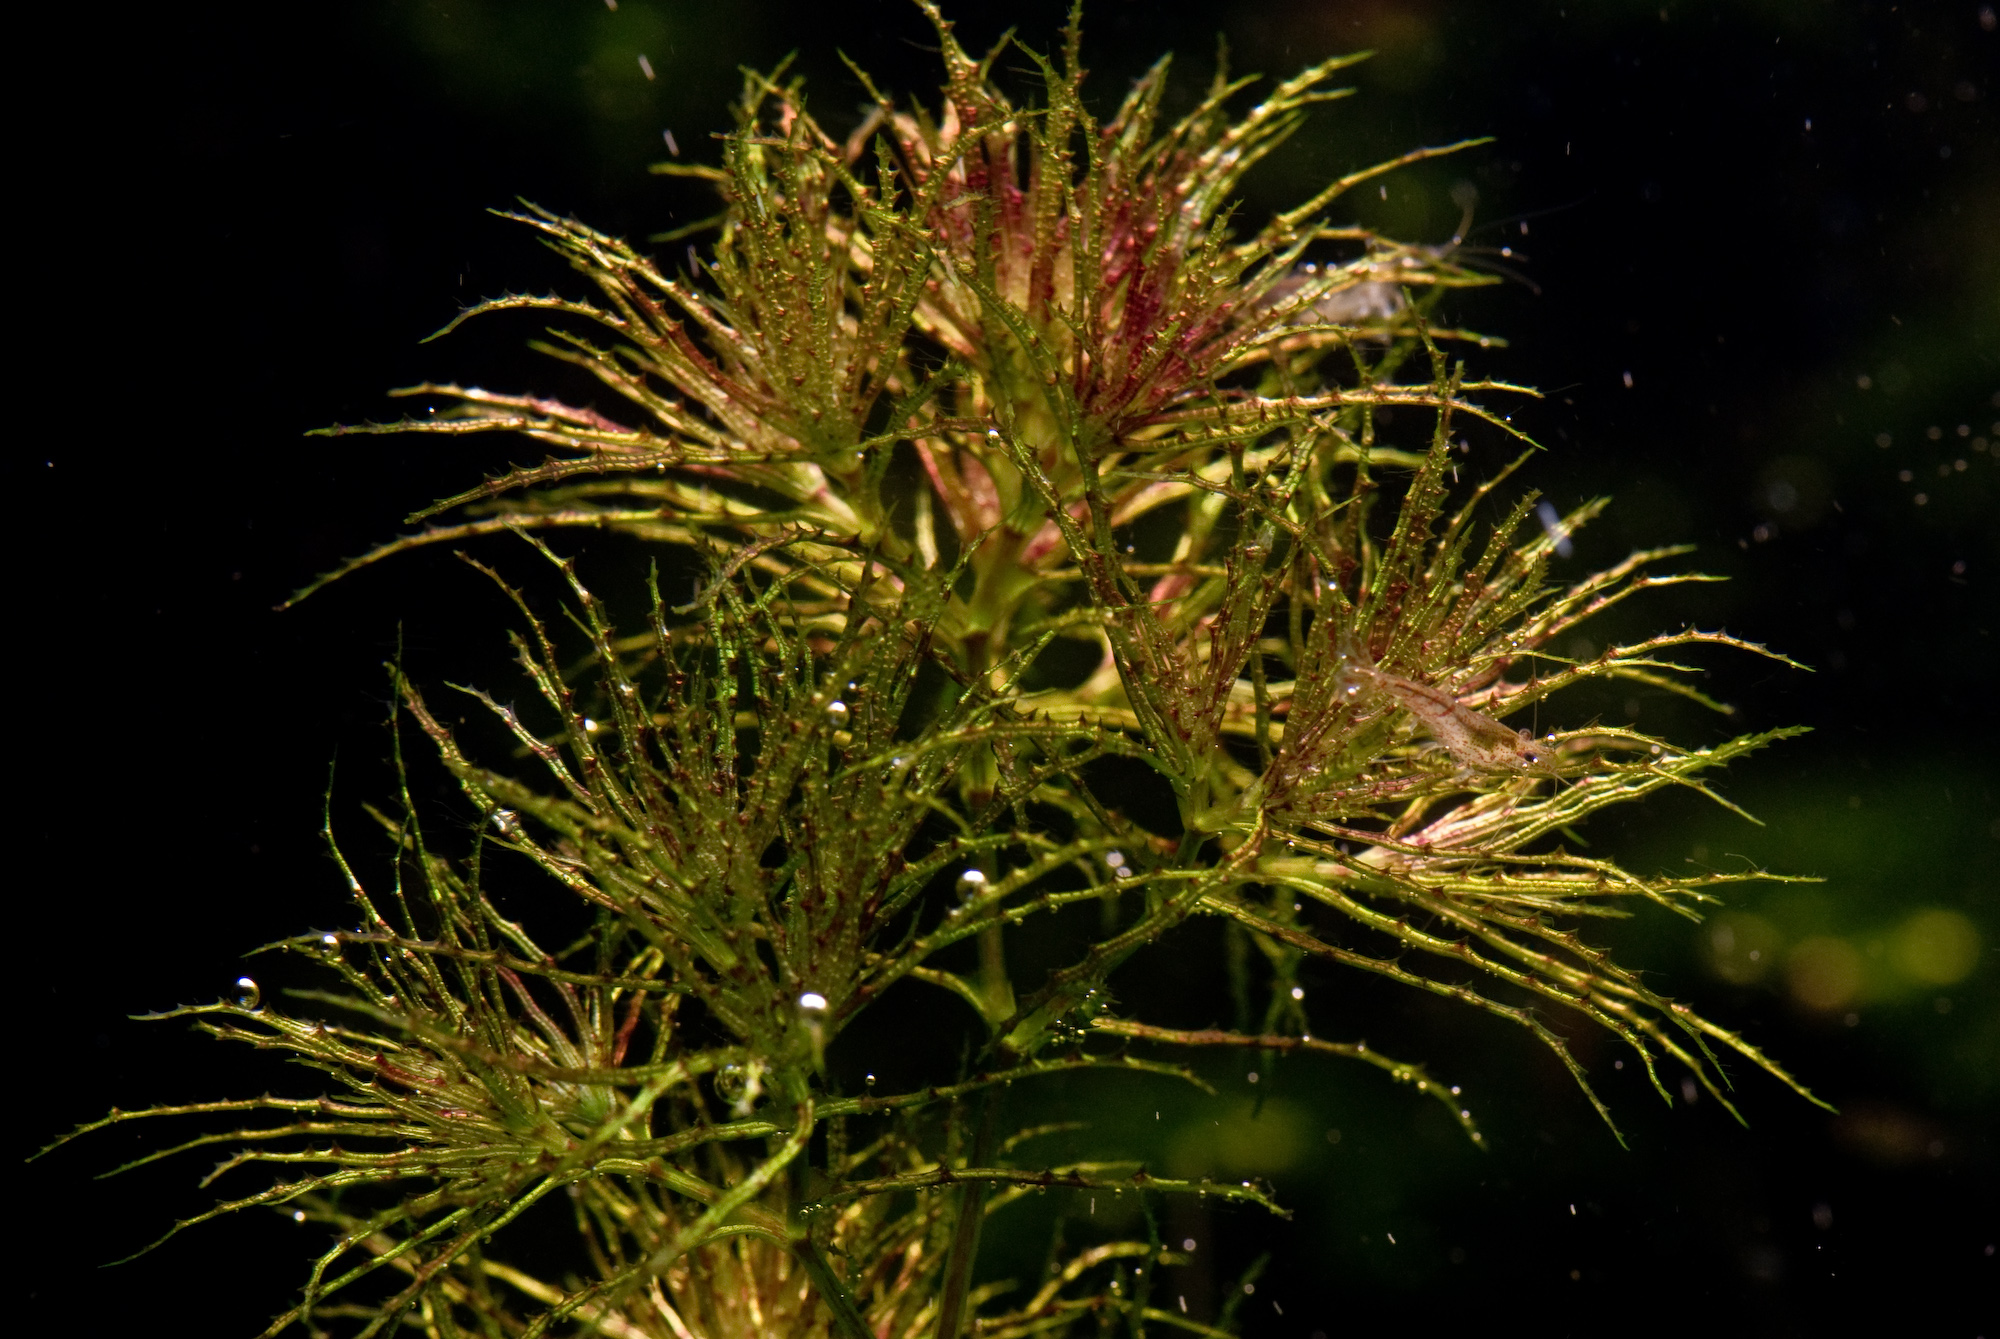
[19,1,1996,1334]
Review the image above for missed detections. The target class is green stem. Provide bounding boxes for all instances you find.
[796,1236,874,1339]
[931,1090,997,1339]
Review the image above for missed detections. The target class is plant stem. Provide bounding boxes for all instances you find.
[932,1088,997,1339]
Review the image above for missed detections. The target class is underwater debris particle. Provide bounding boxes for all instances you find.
[1535,500,1574,557]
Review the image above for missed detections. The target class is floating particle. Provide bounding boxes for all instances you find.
[1535,499,1574,557]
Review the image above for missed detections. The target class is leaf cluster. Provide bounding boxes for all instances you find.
[41,7,1820,1337]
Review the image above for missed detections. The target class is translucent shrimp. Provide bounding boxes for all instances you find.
[1339,654,1560,777]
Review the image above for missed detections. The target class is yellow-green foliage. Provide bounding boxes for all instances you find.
[38,7,1822,1336]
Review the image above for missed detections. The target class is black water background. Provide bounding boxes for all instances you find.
[19,1,1995,1333]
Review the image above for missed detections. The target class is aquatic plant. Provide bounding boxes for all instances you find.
[38,6,1825,1335]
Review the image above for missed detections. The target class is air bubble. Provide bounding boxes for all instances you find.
[798,991,829,1015]
[826,699,850,728]
[320,933,339,950]
[1290,986,1305,1000]
[715,1065,748,1103]
[956,868,988,901]
[234,977,262,1010]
